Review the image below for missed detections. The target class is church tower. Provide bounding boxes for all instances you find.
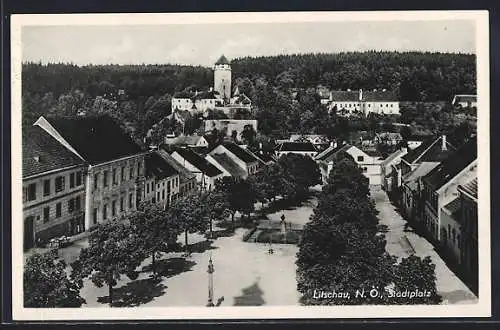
[214,55,232,103]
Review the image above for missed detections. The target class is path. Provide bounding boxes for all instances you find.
[370,186,477,304]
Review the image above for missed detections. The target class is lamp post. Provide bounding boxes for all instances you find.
[207,256,215,307]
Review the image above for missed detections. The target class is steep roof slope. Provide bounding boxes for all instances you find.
[23,125,86,178]
[46,115,143,165]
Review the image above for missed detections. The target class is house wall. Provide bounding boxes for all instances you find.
[84,154,146,230]
[346,146,382,186]
[23,165,87,246]
[441,208,462,264]
[423,161,477,242]
[171,152,222,191]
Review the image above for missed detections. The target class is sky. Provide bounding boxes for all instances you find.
[21,20,476,67]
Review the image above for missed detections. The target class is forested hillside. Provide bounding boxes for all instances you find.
[21,51,476,144]
[231,51,476,102]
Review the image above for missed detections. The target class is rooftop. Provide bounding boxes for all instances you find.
[315,143,351,162]
[423,137,477,190]
[215,55,231,65]
[459,177,478,199]
[145,151,179,180]
[23,125,86,178]
[402,136,456,164]
[222,142,260,164]
[156,149,195,184]
[453,94,477,104]
[173,147,222,177]
[210,153,246,179]
[402,161,440,183]
[39,115,144,165]
[277,141,317,153]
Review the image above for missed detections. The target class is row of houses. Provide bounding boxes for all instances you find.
[381,135,478,293]
[22,115,269,250]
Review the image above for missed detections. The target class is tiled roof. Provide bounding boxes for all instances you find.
[443,197,462,218]
[223,142,260,164]
[459,178,478,199]
[215,55,230,65]
[23,125,86,178]
[423,137,477,190]
[330,90,360,102]
[166,135,204,146]
[210,153,246,178]
[402,136,456,164]
[145,151,178,180]
[381,149,406,166]
[253,151,275,164]
[402,162,440,183]
[43,115,143,165]
[156,149,195,184]
[277,142,317,152]
[174,147,222,177]
[315,144,350,162]
[376,132,403,140]
[453,94,476,104]
[362,90,398,102]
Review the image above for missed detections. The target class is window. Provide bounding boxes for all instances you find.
[130,166,134,179]
[75,196,81,210]
[167,181,171,191]
[76,172,82,186]
[94,173,99,190]
[137,162,141,177]
[43,206,50,223]
[103,204,108,220]
[129,193,133,209]
[70,173,75,188]
[120,197,124,212]
[93,208,98,224]
[103,170,109,187]
[162,190,165,200]
[68,198,75,213]
[55,176,65,192]
[112,168,117,185]
[56,203,62,218]
[112,200,116,217]
[146,183,149,194]
[43,179,50,196]
[121,167,125,181]
[357,156,364,162]
[24,183,37,202]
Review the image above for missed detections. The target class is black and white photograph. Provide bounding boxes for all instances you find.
[11,11,490,320]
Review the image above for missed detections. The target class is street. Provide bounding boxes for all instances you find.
[370,186,478,304]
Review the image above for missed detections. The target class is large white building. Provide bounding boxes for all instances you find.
[327,89,400,116]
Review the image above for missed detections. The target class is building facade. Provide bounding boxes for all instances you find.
[23,126,87,248]
[34,115,147,231]
[144,151,181,209]
[421,139,477,242]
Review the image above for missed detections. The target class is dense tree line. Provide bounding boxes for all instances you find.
[232,51,476,101]
[296,153,442,305]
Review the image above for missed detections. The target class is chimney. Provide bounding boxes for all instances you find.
[441,135,447,151]
[359,89,363,101]
[209,87,213,92]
